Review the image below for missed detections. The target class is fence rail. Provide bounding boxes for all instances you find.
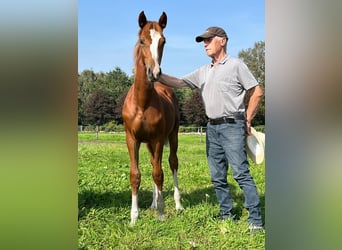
[78,125,207,134]
[78,125,265,134]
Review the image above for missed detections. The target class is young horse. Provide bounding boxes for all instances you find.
[122,11,182,226]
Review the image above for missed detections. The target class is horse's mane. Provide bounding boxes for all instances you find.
[132,40,141,76]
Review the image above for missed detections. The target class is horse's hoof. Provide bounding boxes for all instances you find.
[176,204,184,210]
[129,220,137,227]
[157,214,165,221]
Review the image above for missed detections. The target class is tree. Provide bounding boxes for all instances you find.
[182,89,207,126]
[238,41,265,125]
[78,67,132,125]
[115,89,129,125]
[174,88,192,126]
[84,88,115,126]
[95,67,132,101]
[78,70,97,125]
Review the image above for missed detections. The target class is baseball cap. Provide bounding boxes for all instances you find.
[195,26,228,42]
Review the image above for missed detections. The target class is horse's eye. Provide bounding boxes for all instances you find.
[140,39,145,45]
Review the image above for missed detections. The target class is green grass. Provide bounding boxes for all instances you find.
[78,132,265,249]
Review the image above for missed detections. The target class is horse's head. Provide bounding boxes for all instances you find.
[137,11,167,82]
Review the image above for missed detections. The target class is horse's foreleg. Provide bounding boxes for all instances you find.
[169,132,183,210]
[127,136,141,226]
[150,183,158,210]
[151,183,165,222]
[148,142,165,221]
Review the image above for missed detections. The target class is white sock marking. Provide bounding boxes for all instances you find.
[173,170,183,210]
[130,194,139,226]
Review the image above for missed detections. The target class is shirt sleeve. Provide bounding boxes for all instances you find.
[237,60,259,90]
[181,65,207,90]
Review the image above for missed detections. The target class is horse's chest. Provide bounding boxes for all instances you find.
[135,107,162,129]
[126,109,161,141]
[123,90,174,141]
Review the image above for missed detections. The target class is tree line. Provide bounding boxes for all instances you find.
[78,41,265,129]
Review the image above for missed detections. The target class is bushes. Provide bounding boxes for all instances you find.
[81,122,125,133]
[254,125,265,133]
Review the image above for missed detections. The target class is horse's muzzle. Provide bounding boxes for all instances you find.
[147,67,161,82]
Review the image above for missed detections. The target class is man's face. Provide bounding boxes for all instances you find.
[203,36,226,57]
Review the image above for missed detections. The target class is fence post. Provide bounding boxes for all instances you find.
[200,126,203,143]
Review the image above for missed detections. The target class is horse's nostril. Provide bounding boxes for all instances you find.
[153,66,161,79]
[147,68,153,79]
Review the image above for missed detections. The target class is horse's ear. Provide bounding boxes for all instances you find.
[138,11,147,28]
[159,12,167,29]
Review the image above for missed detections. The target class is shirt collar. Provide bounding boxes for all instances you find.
[210,54,230,67]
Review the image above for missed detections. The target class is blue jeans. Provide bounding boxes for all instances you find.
[206,120,263,226]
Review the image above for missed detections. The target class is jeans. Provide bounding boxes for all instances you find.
[206,120,263,226]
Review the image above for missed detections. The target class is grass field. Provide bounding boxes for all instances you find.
[78,132,265,249]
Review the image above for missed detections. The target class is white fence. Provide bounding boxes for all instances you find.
[78,125,207,134]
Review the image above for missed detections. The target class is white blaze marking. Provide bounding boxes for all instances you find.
[149,29,161,77]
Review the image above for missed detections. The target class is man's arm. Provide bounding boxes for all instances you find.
[159,73,191,88]
[245,85,263,134]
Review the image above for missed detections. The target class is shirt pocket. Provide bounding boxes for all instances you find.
[219,77,244,96]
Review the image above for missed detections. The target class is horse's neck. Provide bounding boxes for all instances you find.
[134,61,153,109]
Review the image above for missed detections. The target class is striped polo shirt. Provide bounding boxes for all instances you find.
[182,54,259,119]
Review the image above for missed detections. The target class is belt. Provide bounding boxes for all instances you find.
[208,114,245,125]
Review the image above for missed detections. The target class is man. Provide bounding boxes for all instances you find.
[159,26,264,231]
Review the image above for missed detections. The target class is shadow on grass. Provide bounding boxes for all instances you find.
[78,184,265,223]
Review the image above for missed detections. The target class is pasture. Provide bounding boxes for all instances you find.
[78,132,265,249]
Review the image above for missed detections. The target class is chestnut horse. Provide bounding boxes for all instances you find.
[122,11,182,225]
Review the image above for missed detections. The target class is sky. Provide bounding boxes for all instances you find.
[78,0,264,77]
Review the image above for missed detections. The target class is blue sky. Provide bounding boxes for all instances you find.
[78,0,264,77]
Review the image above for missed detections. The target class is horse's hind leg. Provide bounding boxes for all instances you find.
[169,132,183,210]
[147,141,165,221]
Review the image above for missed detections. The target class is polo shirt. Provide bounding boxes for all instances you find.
[182,54,259,119]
